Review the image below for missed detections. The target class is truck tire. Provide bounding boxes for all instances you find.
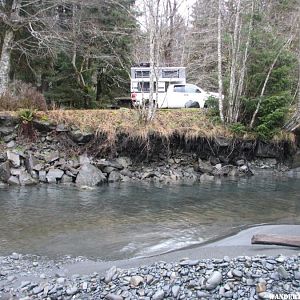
[185,100,200,108]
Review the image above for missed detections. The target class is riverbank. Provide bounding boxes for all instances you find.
[0,111,299,187]
[1,225,299,299]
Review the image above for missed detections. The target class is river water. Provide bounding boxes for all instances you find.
[0,176,299,261]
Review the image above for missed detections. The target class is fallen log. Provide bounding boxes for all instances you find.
[251,234,300,248]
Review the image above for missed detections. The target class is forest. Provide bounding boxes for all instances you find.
[0,0,299,139]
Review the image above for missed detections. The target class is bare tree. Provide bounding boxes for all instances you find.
[217,0,224,123]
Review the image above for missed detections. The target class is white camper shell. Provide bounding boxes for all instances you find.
[130,66,216,108]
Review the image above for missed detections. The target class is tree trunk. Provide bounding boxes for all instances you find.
[252,234,300,247]
[217,0,224,123]
[233,0,255,122]
[227,0,241,123]
[147,0,158,122]
[0,30,14,95]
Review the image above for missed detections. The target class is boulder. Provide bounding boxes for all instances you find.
[39,170,47,183]
[108,171,121,183]
[32,120,55,132]
[79,153,91,165]
[8,176,20,185]
[197,159,213,174]
[76,163,106,186]
[19,170,37,186]
[69,129,94,144]
[95,159,123,170]
[46,151,60,164]
[200,173,214,182]
[7,151,21,168]
[116,157,132,168]
[25,154,40,173]
[61,174,73,184]
[46,169,64,183]
[0,161,11,183]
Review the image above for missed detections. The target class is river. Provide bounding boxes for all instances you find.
[0,176,299,261]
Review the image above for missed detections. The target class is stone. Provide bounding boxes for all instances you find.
[69,129,94,144]
[116,157,132,168]
[46,152,60,164]
[108,171,121,183]
[46,169,64,183]
[197,291,211,298]
[172,285,180,298]
[39,170,47,183]
[6,140,15,148]
[56,124,69,132]
[258,292,275,299]
[105,294,123,300]
[8,176,20,185]
[32,286,43,295]
[32,120,55,132]
[79,154,91,165]
[7,150,20,167]
[56,278,65,284]
[19,170,37,186]
[66,286,78,295]
[232,269,243,277]
[25,154,40,174]
[277,266,290,279]
[200,174,214,182]
[197,159,213,174]
[0,161,11,183]
[236,159,245,166]
[61,174,73,184]
[76,163,106,187]
[152,290,165,300]
[130,275,144,287]
[104,266,117,283]
[205,271,222,290]
[256,282,266,293]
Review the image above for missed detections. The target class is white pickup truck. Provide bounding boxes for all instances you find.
[131,83,219,109]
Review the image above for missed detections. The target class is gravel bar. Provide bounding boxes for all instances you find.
[1,252,300,300]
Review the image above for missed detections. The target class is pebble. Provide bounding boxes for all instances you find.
[152,290,165,300]
[205,271,222,290]
[0,254,299,300]
[130,275,143,287]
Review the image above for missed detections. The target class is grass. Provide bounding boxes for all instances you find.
[43,108,232,140]
[1,108,294,142]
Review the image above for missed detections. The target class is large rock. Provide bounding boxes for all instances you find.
[108,171,121,183]
[7,151,21,167]
[0,161,11,183]
[95,159,123,171]
[46,169,64,183]
[69,130,94,144]
[76,163,106,186]
[116,157,132,168]
[8,176,20,186]
[197,159,213,174]
[19,170,38,186]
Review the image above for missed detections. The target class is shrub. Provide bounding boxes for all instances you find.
[0,81,47,111]
[229,122,247,136]
[17,108,37,140]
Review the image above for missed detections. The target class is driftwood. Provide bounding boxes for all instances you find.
[251,234,300,248]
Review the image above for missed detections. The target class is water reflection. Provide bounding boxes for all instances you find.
[0,176,299,260]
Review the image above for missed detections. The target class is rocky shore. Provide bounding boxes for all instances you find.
[1,252,300,300]
[0,115,298,187]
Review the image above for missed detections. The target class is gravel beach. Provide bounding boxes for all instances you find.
[1,225,299,300]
